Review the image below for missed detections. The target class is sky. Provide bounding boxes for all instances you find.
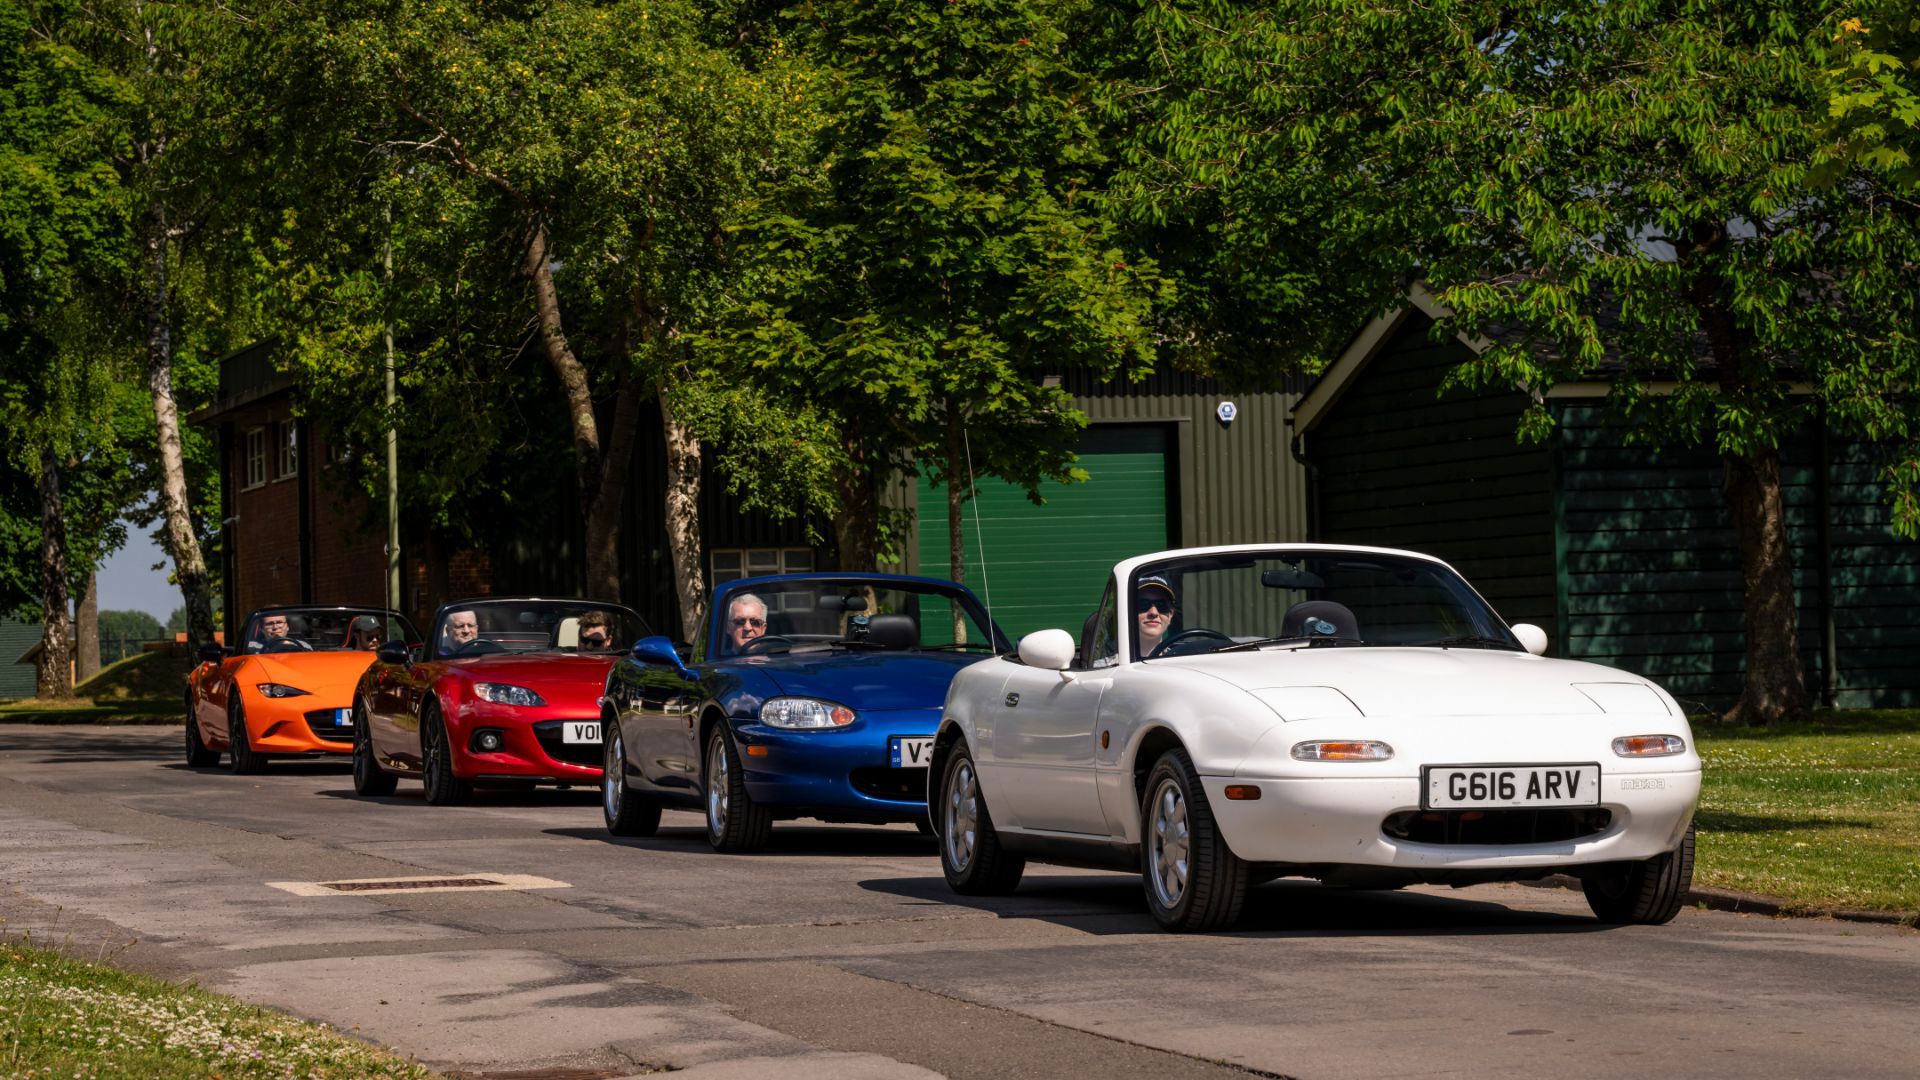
[95,522,182,624]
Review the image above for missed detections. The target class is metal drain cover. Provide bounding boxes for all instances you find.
[266,873,570,896]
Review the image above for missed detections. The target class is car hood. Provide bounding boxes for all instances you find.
[249,650,379,691]
[444,653,617,702]
[1157,648,1664,718]
[751,650,982,711]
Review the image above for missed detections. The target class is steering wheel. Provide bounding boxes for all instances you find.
[1148,628,1234,658]
[740,635,796,655]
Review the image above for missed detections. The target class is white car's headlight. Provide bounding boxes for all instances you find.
[1613,734,1686,757]
[1291,740,1393,761]
[474,683,546,707]
[761,697,856,730]
[255,683,310,698]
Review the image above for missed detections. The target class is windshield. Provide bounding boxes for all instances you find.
[715,579,1004,657]
[1129,551,1520,660]
[433,600,649,659]
[244,609,412,654]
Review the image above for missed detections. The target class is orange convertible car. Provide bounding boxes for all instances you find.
[186,606,418,773]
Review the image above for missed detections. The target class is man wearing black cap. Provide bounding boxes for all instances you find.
[1135,576,1178,657]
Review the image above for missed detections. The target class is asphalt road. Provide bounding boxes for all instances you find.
[2,726,1916,1079]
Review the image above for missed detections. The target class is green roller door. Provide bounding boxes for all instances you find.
[916,425,1172,641]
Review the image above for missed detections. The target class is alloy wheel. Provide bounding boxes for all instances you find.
[706,735,729,839]
[944,760,978,872]
[604,732,624,821]
[1147,777,1191,909]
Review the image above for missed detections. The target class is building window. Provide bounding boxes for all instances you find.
[276,421,299,481]
[243,428,267,489]
[710,547,813,589]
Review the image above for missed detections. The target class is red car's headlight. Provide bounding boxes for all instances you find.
[474,683,546,707]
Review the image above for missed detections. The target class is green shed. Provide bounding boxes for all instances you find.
[1293,291,1920,709]
[1,618,41,700]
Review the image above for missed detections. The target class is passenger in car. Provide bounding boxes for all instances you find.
[347,615,383,650]
[725,593,769,654]
[577,610,614,652]
[1135,576,1178,658]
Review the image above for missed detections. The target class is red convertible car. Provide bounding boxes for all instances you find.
[351,597,649,805]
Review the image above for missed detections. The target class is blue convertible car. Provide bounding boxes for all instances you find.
[599,572,1010,851]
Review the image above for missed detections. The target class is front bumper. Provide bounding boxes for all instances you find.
[246,703,355,755]
[449,709,603,783]
[1203,768,1701,870]
[734,708,938,820]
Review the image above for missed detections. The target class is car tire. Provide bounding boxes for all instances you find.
[603,726,661,837]
[1140,748,1247,932]
[421,704,472,807]
[1583,823,1695,925]
[704,725,771,853]
[184,697,219,767]
[226,698,266,775]
[352,699,397,796]
[937,741,1025,895]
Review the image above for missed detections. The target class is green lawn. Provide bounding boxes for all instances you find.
[1693,710,1920,916]
[1,939,434,1078]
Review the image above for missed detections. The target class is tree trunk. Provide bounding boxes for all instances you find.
[659,384,707,642]
[944,413,968,644]
[1722,446,1807,724]
[832,459,880,573]
[144,224,218,652]
[76,571,100,683]
[36,445,74,700]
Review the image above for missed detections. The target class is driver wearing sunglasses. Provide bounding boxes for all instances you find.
[1135,576,1178,657]
[725,593,770,653]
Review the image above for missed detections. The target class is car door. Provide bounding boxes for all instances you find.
[611,656,703,792]
[368,656,433,768]
[989,662,1112,835]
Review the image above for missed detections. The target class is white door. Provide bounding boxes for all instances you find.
[987,666,1110,835]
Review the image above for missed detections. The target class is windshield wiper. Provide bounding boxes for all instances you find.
[1213,635,1367,654]
[922,642,997,652]
[1404,635,1522,651]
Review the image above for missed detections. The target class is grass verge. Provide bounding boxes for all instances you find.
[1693,709,1920,916]
[1,938,434,1078]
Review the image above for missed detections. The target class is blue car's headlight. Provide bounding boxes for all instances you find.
[255,683,310,698]
[761,697,856,730]
[474,683,546,707]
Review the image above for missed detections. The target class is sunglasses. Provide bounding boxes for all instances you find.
[579,633,608,646]
[731,617,767,628]
[1133,597,1175,615]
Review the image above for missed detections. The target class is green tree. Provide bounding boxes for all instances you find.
[1115,0,1920,724]
[97,608,163,663]
[1827,6,1920,184]
[267,0,810,637]
[714,0,1164,597]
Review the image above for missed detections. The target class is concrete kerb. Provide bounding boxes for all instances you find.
[1525,874,1919,929]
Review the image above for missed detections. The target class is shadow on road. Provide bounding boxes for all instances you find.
[545,823,939,858]
[857,874,1610,938]
[315,786,602,807]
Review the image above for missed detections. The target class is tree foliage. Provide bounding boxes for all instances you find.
[712,0,1166,576]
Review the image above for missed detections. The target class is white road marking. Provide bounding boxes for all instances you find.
[265,873,570,896]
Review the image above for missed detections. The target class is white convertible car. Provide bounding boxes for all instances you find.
[929,544,1701,932]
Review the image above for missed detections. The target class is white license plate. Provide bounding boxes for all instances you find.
[889,736,934,768]
[562,722,602,744]
[1425,764,1600,809]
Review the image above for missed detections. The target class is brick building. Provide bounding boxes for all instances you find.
[189,343,492,641]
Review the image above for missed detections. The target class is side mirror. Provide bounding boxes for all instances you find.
[377,640,412,667]
[198,643,226,664]
[1511,623,1549,656]
[631,634,695,679]
[1018,629,1076,672]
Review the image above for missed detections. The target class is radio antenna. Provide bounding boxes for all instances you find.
[962,426,998,651]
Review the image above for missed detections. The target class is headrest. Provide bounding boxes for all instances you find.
[1282,600,1359,640]
[865,613,919,650]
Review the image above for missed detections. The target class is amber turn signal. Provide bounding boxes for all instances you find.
[1612,734,1685,757]
[745,745,770,757]
[1223,785,1261,800]
[1291,740,1393,761]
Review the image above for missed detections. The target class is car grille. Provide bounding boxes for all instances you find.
[1382,808,1613,846]
[301,709,354,743]
[531,720,602,768]
[850,766,928,802]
